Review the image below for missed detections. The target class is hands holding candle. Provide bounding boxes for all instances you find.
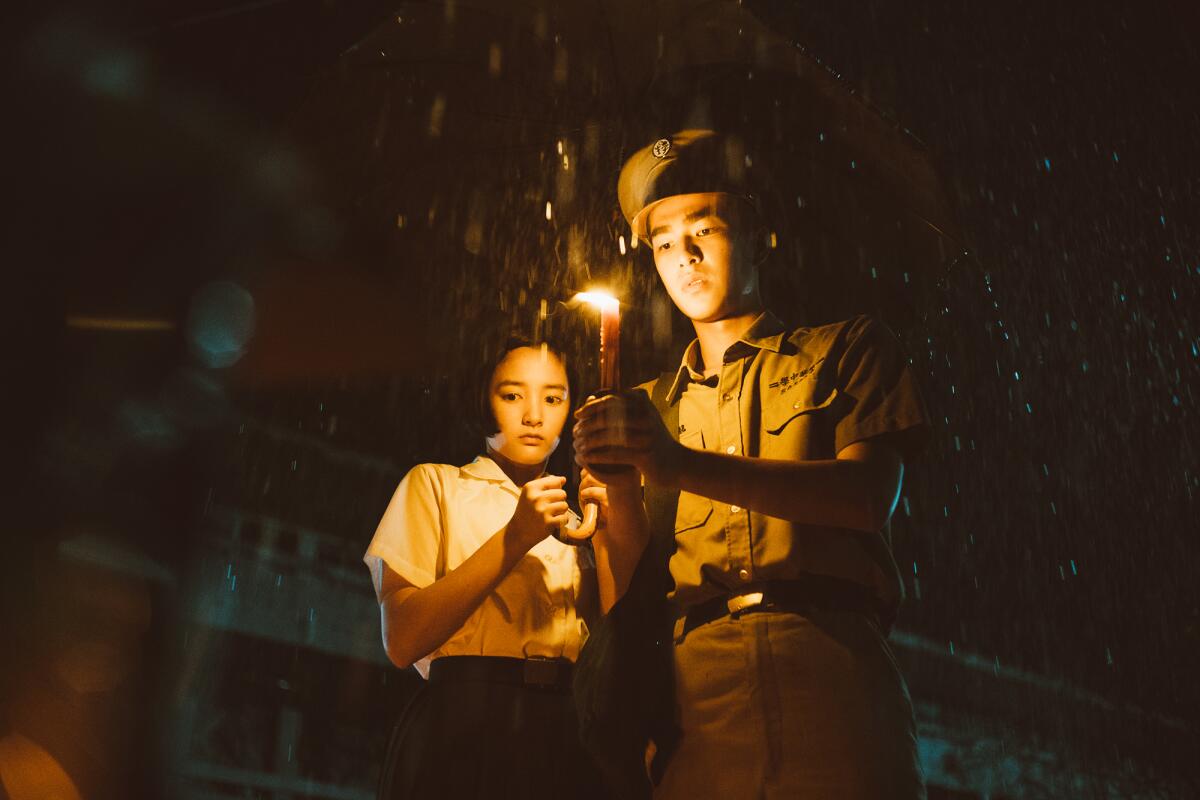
[574,393,666,611]
[559,290,627,542]
[573,390,682,488]
[560,289,683,541]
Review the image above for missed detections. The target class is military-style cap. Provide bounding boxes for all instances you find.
[618,129,756,241]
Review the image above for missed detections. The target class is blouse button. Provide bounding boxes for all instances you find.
[738,568,751,581]
[731,505,741,513]
[725,445,736,454]
[792,400,801,409]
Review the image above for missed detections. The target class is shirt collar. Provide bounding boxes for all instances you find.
[461,455,520,494]
[739,309,789,353]
[665,310,788,404]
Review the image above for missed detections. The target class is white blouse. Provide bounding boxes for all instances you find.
[363,456,594,679]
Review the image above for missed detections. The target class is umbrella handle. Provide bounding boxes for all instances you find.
[558,502,599,542]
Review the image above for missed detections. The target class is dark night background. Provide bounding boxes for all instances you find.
[4,0,1198,797]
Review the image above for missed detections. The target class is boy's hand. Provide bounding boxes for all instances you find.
[573,390,682,487]
[508,475,571,549]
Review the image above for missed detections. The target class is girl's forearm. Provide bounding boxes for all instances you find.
[381,525,529,668]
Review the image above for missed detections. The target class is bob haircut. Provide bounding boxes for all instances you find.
[469,332,579,444]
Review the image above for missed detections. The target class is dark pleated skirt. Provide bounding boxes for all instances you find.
[378,658,606,800]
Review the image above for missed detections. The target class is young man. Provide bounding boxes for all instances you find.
[575,130,930,798]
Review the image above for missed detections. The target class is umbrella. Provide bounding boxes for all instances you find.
[240,0,965,386]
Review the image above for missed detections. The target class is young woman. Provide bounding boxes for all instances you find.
[363,335,605,799]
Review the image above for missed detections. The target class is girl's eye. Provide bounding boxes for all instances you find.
[545,395,565,405]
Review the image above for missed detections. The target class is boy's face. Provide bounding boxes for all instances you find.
[486,346,570,467]
[646,192,760,324]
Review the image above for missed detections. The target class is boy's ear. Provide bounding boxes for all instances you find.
[752,227,774,265]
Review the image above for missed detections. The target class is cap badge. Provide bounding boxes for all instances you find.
[651,138,671,159]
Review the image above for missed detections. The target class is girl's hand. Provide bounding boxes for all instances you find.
[508,475,571,549]
[578,468,610,531]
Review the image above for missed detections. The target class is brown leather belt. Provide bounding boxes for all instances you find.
[427,655,573,692]
[677,576,882,641]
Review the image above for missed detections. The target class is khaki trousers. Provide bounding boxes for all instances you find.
[655,609,925,800]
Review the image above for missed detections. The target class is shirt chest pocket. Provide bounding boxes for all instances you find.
[675,492,713,533]
[762,385,839,436]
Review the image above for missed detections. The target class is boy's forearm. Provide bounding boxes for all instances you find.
[592,483,650,612]
[667,445,901,533]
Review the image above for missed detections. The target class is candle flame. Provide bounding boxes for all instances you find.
[574,291,619,312]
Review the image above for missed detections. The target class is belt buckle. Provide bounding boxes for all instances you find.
[726,591,764,617]
[523,657,559,687]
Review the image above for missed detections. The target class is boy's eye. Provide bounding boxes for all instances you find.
[655,240,672,252]
[501,392,521,401]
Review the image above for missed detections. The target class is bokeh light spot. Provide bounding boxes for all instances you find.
[187,281,255,368]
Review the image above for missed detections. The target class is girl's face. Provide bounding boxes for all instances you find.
[485,346,570,467]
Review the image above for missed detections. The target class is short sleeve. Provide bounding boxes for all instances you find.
[362,464,445,600]
[833,316,931,461]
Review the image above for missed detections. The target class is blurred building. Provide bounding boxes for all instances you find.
[161,401,1193,800]
[166,413,418,800]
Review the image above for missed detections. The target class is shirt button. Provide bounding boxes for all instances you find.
[731,505,741,513]
[792,400,802,409]
[725,445,737,454]
[721,392,733,403]
[738,568,751,581]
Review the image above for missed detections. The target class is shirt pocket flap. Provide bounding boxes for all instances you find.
[675,491,713,532]
[763,386,839,434]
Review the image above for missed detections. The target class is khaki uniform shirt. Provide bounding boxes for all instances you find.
[639,312,929,622]
[363,456,594,678]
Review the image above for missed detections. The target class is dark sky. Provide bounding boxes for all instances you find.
[767,0,1200,722]
[9,0,1199,742]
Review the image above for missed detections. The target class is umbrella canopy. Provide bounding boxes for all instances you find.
[342,0,958,234]
[241,0,964,385]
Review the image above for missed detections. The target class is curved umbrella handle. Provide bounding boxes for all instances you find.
[559,502,599,542]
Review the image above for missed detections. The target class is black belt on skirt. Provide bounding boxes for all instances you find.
[427,655,574,692]
[677,575,883,641]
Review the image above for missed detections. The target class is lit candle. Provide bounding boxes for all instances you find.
[575,290,620,391]
[562,290,623,543]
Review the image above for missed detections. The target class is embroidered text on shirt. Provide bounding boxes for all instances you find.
[768,358,824,394]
